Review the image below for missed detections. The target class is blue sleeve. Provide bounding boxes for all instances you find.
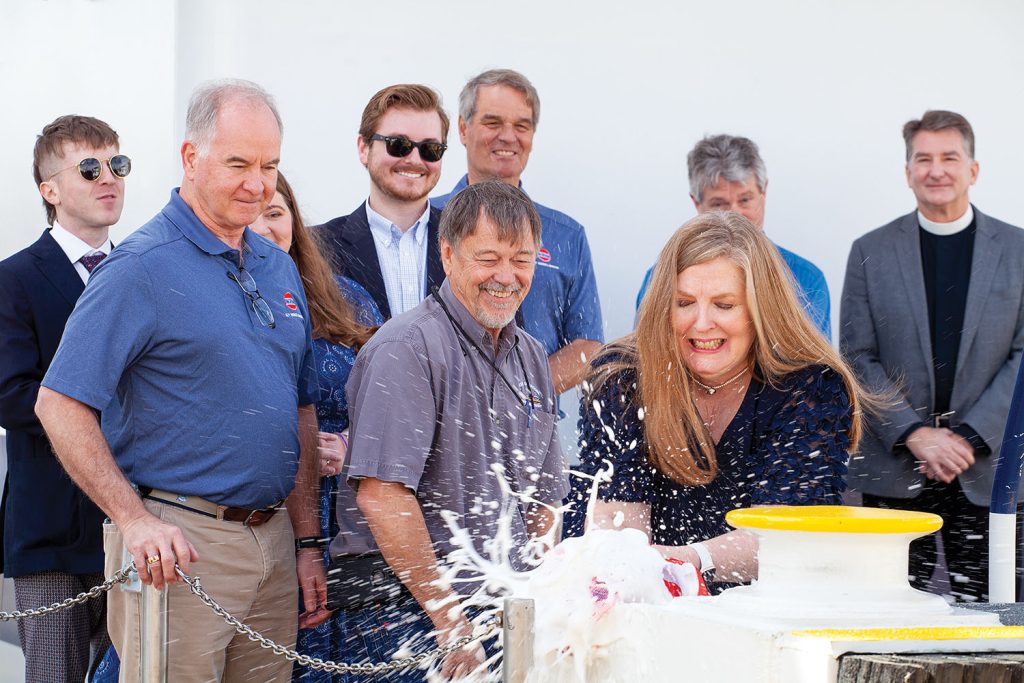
[335,275,384,326]
[804,269,832,340]
[748,367,852,506]
[561,227,604,344]
[635,265,655,312]
[42,252,157,411]
[297,316,319,407]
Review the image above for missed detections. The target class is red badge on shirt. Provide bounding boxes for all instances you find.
[537,248,551,263]
[283,292,298,311]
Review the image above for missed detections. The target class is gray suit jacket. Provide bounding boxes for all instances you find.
[840,207,1024,506]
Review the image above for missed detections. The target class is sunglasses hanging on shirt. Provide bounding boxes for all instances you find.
[430,288,541,426]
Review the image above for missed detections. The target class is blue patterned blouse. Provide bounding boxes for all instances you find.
[564,362,852,546]
[295,277,382,682]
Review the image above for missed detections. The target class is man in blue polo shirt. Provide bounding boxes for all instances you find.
[635,134,831,339]
[36,80,327,682]
[433,69,604,396]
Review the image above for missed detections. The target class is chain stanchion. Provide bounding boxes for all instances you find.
[0,562,502,676]
[0,565,135,621]
[172,566,500,675]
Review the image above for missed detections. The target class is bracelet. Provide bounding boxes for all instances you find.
[295,536,325,552]
[339,431,349,448]
[690,542,714,573]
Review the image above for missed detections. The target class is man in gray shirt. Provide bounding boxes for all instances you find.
[333,180,566,680]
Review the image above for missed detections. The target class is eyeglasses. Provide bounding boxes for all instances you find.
[227,268,276,328]
[48,155,132,182]
[369,134,447,163]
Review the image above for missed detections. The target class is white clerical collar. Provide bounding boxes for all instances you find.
[50,221,112,263]
[918,206,974,236]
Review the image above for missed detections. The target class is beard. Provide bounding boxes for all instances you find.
[367,159,439,203]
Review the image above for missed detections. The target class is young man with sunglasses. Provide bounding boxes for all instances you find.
[36,81,327,682]
[0,114,128,682]
[319,83,449,320]
[432,69,604,397]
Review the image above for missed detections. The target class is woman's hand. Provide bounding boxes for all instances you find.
[318,430,348,477]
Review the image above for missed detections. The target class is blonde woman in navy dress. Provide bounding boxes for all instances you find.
[565,212,872,591]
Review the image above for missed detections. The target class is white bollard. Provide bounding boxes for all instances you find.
[988,511,1017,603]
[502,598,535,683]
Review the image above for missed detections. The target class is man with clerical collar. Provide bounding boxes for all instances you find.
[334,180,567,680]
[432,68,605,398]
[319,84,449,320]
[0,114,126,682]
[36,80,327,680]
[841,109,1024,602]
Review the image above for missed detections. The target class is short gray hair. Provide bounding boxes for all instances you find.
[687,134,767,202]
[458,69,540,128]
[439,180,542,250]
[185,79,283,155]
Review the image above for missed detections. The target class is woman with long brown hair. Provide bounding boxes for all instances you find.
[251,172,382,678]
[564,211,868,589]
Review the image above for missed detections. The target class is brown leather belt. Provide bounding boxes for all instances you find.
[142,488,284,527]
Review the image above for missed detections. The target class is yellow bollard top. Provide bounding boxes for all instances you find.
[726,505,943,534]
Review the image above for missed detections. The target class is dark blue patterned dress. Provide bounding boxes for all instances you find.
[294,277,382,682]
[564,362,852,551]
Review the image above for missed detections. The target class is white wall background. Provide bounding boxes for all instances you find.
[4,0,1023,343]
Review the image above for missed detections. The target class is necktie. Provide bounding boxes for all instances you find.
[79,253,106,274]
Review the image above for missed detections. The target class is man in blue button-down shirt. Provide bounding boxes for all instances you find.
[433,69,605,395]
[635,134,832,339]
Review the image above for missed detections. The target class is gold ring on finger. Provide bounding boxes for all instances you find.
[146,555,161,565]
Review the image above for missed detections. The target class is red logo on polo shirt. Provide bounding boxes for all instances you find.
[283,292,298,311]
[537,248,551,263]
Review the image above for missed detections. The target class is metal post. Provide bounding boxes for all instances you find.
[502,598,535,683]
[139,583,167,682]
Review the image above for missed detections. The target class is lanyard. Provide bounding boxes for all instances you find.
[430,288,541,426]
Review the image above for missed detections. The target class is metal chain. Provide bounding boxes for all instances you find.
[0,565,136,621]
[0,562,499,675]
[172,566,500,675]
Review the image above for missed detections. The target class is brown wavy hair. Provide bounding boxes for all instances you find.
[278,173,376,349]
[590,211,867,487]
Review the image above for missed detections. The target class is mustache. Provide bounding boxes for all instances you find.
[479,283,522,294]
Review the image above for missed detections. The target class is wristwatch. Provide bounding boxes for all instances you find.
[295,536,325,552]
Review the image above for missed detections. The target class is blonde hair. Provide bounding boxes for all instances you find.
[591,211,865,487]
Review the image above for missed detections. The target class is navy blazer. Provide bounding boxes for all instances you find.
[318,202,445,320]
[0,230,105,577]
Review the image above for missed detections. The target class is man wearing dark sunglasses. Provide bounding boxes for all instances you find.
[319,84,449,321]
[433,69,605,400]
[37,80,327,682]
[0,114,125,682]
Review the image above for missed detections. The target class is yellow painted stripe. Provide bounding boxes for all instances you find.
[790,626,1024,641]
[726,506,943,534]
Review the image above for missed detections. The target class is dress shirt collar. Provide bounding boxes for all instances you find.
[450,174,531,199]
[49,221,112,264]
[365,200,430,248]
[918,205,975,236]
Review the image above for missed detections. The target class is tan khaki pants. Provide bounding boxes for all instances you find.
[104,498,297,682]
